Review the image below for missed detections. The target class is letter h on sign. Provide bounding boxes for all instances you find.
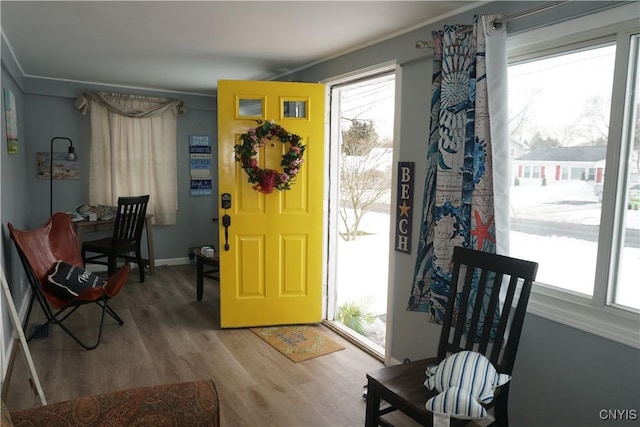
[394,162,414,254]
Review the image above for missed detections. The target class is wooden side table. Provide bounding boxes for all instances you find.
[195,250,219,301]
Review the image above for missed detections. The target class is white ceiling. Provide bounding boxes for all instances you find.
[1,1,479,96]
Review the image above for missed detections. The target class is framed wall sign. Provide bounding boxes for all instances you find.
[394,162,414,254]
[3,88,18,154]
[189,135,213,196]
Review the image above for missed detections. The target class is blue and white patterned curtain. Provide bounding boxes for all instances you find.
[408,15,509,323]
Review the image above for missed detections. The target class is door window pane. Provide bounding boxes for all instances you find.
[283,100,307,118]
[509,44,616,295]
[237,97,264,117]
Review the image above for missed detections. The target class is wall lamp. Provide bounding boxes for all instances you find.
[50,137,77,217]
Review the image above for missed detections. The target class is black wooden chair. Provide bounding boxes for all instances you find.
[365,246,538,427]
[9,213,129,350]
[82,195,150,282]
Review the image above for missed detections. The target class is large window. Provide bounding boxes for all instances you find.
[508,22,639,318]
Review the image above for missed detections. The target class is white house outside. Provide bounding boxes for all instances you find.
[513,146,607,187]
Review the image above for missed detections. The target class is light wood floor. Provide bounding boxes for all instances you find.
[3,264,385,426]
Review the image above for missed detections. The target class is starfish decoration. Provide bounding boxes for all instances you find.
[470,210,495,251]
[398,201,411,217]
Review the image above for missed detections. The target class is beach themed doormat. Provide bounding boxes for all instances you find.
[250,325,345,363]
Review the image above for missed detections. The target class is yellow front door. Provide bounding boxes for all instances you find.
[217,80,325,328]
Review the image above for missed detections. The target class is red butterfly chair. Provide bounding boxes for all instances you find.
[8,213,129,350]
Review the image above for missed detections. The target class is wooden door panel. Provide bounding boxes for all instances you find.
[280,235,307,296]
[237,236,265,298]
[218,80,324,327]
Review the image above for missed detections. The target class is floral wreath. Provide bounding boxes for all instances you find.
[233,120,305,194]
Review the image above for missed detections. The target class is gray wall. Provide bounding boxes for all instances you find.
[1,36,219,368]
[1,2,638,425]
[512,315,639,426]
[1,49,220,260]
[286,1,639,426]
[18,85,219,260]
[1,64,31,367]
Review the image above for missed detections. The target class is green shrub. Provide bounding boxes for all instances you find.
[336,300,375,334]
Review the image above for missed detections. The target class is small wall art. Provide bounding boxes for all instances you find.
[37,152,79,180]
[3,88,18,154]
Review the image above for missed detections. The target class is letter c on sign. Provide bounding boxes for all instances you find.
[398,218,408,234]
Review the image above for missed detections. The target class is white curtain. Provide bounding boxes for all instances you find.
[483,15,510,256]
[76,92,186,225]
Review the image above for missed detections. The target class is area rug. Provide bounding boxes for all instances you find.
[250,325,345,363]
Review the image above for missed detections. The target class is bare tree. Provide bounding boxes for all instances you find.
[339,119,391,241]
[528,132,559,150]
[567,97,639,174]
[508,86,542,143]
[565,95,610,146]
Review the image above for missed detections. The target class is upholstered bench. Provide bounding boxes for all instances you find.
[2,379,219,426]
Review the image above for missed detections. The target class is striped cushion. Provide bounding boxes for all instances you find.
[426,386,486,419]
[424,351,511,419]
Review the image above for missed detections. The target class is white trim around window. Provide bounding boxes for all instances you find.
[509,3,640,350]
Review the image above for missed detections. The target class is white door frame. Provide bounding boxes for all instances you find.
[321,61,400,364]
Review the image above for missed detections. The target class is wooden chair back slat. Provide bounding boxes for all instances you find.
[437,246,538,375]
[112,195,149,248]
[464,267,489,351]
[477,271,504,354]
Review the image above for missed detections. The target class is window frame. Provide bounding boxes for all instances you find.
[507,4,640,349]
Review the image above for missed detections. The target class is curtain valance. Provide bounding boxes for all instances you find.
[75,91,181,225]
[75,91,187,118]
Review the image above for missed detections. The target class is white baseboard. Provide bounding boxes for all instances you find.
[84,257,192,274]
[158,257,191,267]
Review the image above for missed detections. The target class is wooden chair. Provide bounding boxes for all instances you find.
[8,213,129,350]
[82,195,150,282]
[365,246,538,427]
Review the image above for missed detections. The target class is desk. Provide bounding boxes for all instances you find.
[74,214,155,275]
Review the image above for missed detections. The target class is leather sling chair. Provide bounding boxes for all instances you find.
[9,213,129,350]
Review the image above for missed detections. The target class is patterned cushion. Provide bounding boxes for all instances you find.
[424,351,510,419]
[47,261,106,299]
[1,400,14,427]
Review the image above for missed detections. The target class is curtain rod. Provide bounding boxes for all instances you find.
[415,1,571,49]
[491,1,571,29]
